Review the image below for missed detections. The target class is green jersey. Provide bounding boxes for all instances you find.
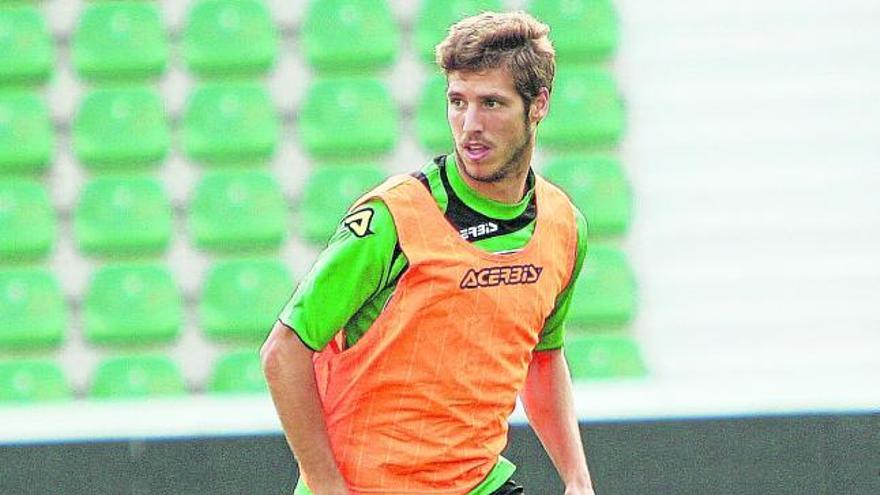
[279,155,589,351]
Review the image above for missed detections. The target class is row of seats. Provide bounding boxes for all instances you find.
[0,70,626,174]
[565,334,646,381]
[1,156,632,259]
[0,0,618,83]
[0,245,635,350]
[0,332,643,402]
[0,0,645,390]
[0,351,267,402]
[0,259,293,349]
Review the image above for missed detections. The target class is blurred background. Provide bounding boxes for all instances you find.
[0,0,878,493]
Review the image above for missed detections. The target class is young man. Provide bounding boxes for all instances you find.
[261,11,596,495]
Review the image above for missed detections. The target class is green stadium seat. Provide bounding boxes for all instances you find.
[0,90,54,175]
[415,74,453,153]
[209,349,267,394]
[0,268,66,351]
[542,155,632,237]
[182,0,279,77]
[0,360,71,403]
[568,245,637,328]
[83,263,182,346]
[301,0,399,73]
[181,82,279,165]
[565,334,647,381]
[72,87,169,171]
[73,176,173,257]
[90,354,186,399]
[540,68,625,150]
[189,170,287,253]
[199,258,294,343]
[527,0,618,64]
[0,179,56,262]
[0,5,54,85]
[413,0,503,64]
[71,1,168,81]
[300,163,386,244]
[298,77,398,159]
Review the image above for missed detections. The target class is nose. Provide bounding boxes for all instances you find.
[462,105,483,134]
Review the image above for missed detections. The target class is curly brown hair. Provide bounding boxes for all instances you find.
[435,11,556,108]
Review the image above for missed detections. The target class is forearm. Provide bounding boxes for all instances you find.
[261,321,348,494]
[521,349,594,493]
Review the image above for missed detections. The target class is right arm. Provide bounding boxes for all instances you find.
[261,320,349,494]
[261,199,399,494]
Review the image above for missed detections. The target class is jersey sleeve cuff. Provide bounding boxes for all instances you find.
[276,317,322,352]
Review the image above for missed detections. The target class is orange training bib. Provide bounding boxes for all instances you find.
[312,174,578,494]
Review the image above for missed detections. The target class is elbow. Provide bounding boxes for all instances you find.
[260,320,313,383]
[260,324,286,381]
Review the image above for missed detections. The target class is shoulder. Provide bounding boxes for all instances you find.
[338,158,444,244]
[572,205,589,242]
[573,206,589,257]
[536,174,587,237]
[536,174,577,222]
[336,197,397,244]
[536,174,589,263]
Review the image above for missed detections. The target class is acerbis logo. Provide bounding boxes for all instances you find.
[460,222,498,240]
[460,264,543,289]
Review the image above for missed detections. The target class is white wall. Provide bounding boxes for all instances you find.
[615,0,880,383]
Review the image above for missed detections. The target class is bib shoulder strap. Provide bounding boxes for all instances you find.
[534,175,580,286]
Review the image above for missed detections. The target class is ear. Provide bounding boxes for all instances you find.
[529,87,550,125]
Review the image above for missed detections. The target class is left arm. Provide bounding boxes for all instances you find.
[520,348,595,495]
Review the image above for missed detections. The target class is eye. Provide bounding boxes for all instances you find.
[484,99,500,109]
[448,97,464,109]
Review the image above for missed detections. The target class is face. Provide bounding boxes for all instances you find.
[446,68,548,185]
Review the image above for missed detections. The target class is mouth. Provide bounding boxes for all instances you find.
[462,142,491,162]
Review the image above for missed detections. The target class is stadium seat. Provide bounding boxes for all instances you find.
[182,0,279,77]
[301,0,399,73]
[0,5,54,85]
[413,0,503,64]
[300,163,386,244]
[181,82,279,164]
[83,263,182,346]
[189,170,288,253]
[415,74,453,153]
[71,1,168,81]
[90,354,186,399]
[565,334,647,381]
[298,77,398,159]
[0,90,54,175]
[199,258,294,343]
[568,245,637,328]
[73,176,173,258]
[72,87,170,171]
[0,360,71,403]
[208,349,268,394]
[0,268,66,351]
[540,68,625,150]
[0,179,56,262]
[542,155,632,237]
[527,0,618,64]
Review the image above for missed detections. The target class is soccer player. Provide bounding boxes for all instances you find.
[261,11,595,495]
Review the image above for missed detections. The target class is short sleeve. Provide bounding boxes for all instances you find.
[277,199,399,350]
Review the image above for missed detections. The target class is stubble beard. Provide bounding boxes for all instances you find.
[457,118,533,185]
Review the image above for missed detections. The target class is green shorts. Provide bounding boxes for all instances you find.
[294,456,516,495]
